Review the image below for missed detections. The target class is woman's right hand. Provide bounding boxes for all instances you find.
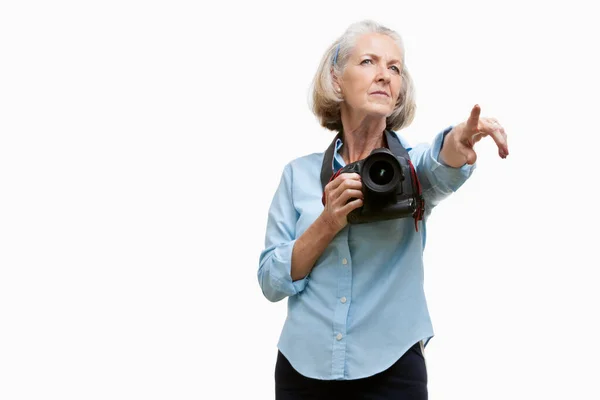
[321,172,364,233]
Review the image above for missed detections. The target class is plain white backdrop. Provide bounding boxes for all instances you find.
[1,0,599,399]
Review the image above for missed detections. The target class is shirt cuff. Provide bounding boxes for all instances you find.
[430,126,476,191]
[269,239,309,295]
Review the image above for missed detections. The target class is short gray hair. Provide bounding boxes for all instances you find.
[310,20,416,132]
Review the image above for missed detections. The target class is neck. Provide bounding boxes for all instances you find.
[339,109,387,164]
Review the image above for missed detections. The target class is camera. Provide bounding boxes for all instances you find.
[337,147,422,224]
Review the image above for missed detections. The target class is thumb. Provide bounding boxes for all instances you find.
[464,147,477,165]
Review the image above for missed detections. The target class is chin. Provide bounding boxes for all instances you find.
[364,104,394,119]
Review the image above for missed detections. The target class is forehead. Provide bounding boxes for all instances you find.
[351,33,402,60]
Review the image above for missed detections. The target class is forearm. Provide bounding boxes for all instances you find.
[409,128,476,213]
[291,214,339,281]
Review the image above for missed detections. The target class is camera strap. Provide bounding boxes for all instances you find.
[320,130,425,231]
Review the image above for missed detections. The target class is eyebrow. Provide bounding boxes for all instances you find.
[361,53,402,65]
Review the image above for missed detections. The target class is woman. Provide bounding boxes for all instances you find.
[257,20,508,399]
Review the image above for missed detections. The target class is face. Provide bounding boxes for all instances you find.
[337,33,403,120]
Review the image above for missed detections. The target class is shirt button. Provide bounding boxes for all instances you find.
[340,297,347,304]
[342,258,348,265]
[336,333,343,341]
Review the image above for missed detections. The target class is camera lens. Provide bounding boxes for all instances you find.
[369,160,394,186]
[362,149,402,196]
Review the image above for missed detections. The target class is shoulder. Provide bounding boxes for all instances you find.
[282,151,324,174]
[389,130,413,151]
[273,151,324,195]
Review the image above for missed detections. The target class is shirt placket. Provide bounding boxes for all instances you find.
[331,229,352,378]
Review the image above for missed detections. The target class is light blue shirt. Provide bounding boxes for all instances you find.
[257,127,475,380]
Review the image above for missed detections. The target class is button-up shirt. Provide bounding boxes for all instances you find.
[257,127,475,380]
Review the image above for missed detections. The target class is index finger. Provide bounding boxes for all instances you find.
[327,172,361,191]
[466,104,481,132]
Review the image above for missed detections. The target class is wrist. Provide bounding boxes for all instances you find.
[439,129,468,168]
[316,213,343,239]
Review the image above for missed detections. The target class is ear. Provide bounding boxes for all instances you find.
[330,67,341,92]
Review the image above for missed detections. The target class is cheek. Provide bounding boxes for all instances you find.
[345,72,372,96]
[392,79,403,102]
[348,84,369,104]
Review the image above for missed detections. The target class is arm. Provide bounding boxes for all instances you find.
[409,105,509,211]
[290,216,338,282]
[257,163,307,303]
[409,127,476,211]
[258,163,363,302]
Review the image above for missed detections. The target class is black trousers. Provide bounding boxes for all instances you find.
[275,342,427,399]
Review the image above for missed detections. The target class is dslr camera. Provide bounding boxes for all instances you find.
[337,147,423,224]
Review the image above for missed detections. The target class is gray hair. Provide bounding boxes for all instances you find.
[310,20,416,132]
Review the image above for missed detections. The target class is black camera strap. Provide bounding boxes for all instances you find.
[320,130,425,231]
[383,132,424,230]
[319,131,344,195]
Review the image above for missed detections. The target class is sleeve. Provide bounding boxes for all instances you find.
[408,126,476,213]
[257,163,309,302]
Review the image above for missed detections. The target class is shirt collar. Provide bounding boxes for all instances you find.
[332,137,345,173]
[331,131,411,173]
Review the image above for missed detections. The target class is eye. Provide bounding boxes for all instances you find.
[390,65,401,73]
[360,59,373,65]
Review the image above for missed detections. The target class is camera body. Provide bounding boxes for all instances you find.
[338,147,421,224]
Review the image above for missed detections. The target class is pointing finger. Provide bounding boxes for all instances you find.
[466,104,481,132]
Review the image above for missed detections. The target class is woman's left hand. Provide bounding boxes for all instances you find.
[440,104,509,167]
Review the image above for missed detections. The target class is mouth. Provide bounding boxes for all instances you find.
[370,91,389,97]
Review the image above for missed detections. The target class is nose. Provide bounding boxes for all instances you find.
[375,63,391,84]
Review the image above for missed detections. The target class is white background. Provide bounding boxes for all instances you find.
[1,1,599,399]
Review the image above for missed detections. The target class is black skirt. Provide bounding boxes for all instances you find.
[275,341,428,400]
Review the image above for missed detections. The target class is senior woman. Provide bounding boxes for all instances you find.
[257,20,508,399]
